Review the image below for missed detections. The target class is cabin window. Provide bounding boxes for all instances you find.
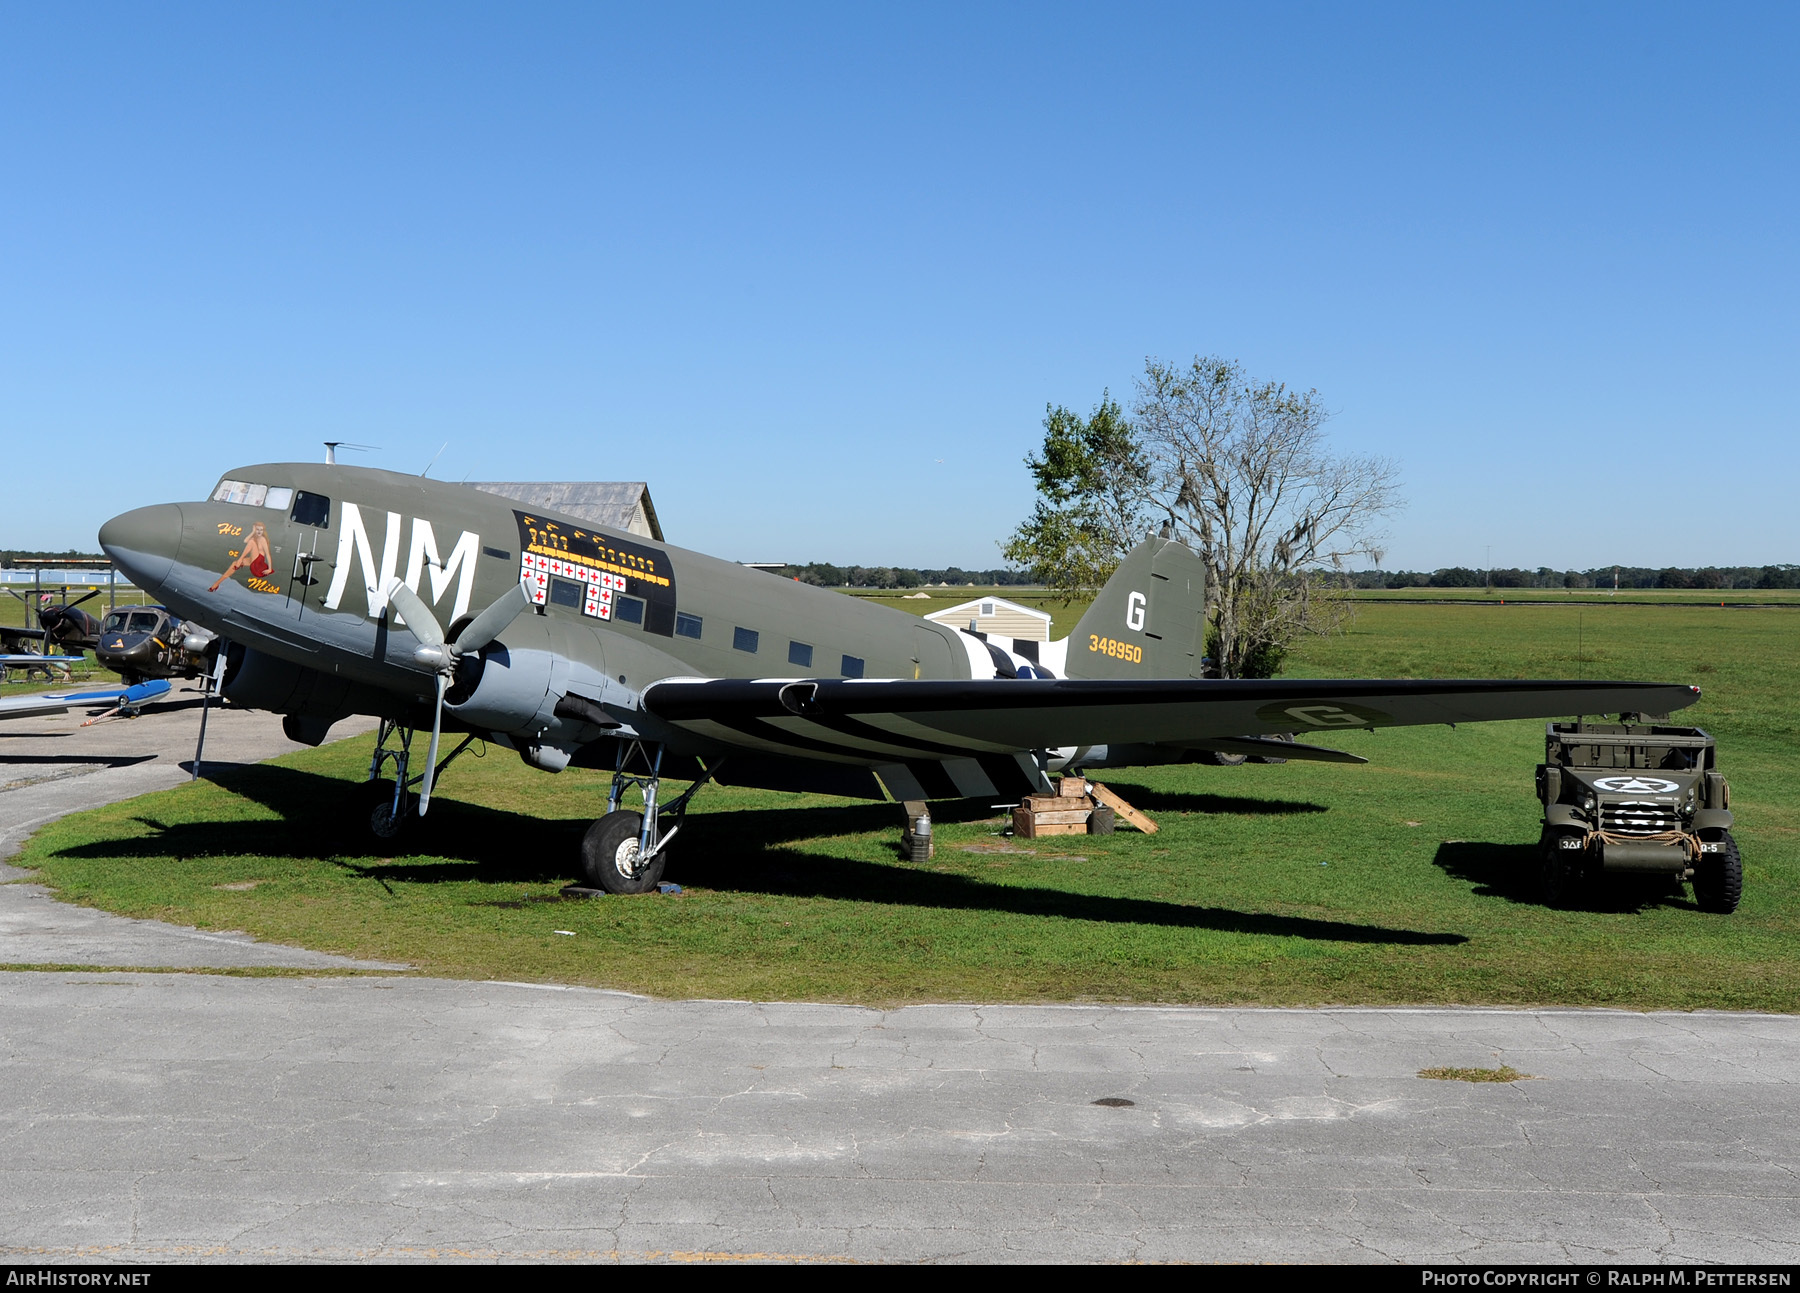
[549,577,583,609]
[675,612,703,639]
[263,487,293,511]
[614,595,645,625]
[732,626,759,653]
[291,491,331,528]
[788,641,813,668]
[840,654,864,679]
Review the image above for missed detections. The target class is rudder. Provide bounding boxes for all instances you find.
[1065,536,1208,679]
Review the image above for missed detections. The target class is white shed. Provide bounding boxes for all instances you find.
[925,595,1052,642]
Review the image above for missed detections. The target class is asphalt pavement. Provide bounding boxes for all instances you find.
[1,697,1795,1264]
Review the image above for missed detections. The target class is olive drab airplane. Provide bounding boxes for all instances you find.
[98,462,1700,894]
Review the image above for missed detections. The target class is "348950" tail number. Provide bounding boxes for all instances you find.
[1089,635,1142,663]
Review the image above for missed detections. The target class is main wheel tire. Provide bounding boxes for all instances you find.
[366,781,412,842]
[581,810,667,895]
[1248,732,1293,765]
[1194,750,1248,767]
[1539,827,1586,907]
[1693,830,1742,914]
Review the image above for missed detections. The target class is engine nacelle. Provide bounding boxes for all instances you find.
[445,644,562,737]
[223,645,353,718]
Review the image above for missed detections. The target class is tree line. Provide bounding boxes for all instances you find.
[1,550,108,568]
[1352,565,1800,591]
[771,564,1035,589]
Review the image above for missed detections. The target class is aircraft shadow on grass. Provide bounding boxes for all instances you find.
[1432,840,1697,915]
[59,763,1463,947]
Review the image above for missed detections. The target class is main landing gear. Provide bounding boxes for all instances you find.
[362,718,479,840]
[580,740,719,894]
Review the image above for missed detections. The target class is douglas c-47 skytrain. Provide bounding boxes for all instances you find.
[98,462,1700,893]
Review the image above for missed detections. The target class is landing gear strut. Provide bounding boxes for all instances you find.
[364,718,478,839]
[579,740,720,894]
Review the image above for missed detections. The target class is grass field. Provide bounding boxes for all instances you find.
[11,597,1798,1009]
[1348,587,1800,606]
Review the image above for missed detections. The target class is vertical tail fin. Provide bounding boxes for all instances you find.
[1065,536,1208,679]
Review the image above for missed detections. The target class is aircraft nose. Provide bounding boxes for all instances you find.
[99,503,184,591]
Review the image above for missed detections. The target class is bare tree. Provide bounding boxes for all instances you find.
[1133,356,1400,678]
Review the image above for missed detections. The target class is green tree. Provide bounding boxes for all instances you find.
[1002,394,1150,601]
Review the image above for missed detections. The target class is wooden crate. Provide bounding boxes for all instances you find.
[1011,807,1089,838]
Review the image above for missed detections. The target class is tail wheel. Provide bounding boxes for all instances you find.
[581,810,667,895]
[1693,831,1742,914]
[1539,827,1586,907]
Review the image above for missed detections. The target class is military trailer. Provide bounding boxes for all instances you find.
[1537,721,1740,912]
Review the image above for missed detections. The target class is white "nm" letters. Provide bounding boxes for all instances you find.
[323,503,480,624]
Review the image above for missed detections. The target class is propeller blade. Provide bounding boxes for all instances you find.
[68,589,102,610]
[381,578,446,648]
[418,673,446,815]
[453,581,531,655]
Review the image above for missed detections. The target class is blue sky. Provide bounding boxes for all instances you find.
[2,3,1794,570]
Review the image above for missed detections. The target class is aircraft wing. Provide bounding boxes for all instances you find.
[0,654,84,670]
[640,676,1701,763]
[0,679,172,723]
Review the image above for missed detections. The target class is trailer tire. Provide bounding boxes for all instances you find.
[1693,831,1742,915]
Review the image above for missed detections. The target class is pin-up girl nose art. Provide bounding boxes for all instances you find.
[209,521,275,592]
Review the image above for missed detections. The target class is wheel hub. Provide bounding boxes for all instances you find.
[613,836,641,880]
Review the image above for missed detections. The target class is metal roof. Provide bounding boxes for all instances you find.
[468,481,664,541]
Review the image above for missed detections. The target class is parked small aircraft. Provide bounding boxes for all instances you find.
[2,589,104,655]
[98,463,1699,893]
[0,652,82,683]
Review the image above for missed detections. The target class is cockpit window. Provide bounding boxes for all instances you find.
[291,491,331,528]
[107,610,159,634]
[212,479,266,506]
[212,480,294,511]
